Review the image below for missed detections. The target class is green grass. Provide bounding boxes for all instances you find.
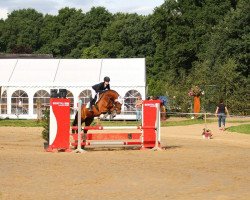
[162,119,215,127]
[85,119,214,127]
[226,120,250,123]
[227,124,250,135]
[0,119,44,127]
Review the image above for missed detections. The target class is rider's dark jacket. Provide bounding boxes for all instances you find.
[92,82,110,93]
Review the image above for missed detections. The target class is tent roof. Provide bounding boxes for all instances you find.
[0,58,145,87]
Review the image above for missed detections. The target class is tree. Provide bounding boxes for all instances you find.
[0,19,6,52]
[37,14,61,55]
[71,7,113,58]
[81,7,113,47]
[81,45,103,58]
[1,9,43,53]
[151,0,233,81]
[193,0,249,114]
[47,7,86,57]
[212,59,248,114]
[99,13,155,58]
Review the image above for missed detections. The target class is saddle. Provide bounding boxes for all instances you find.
[88,91,104,111]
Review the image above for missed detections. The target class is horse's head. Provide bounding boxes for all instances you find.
[113,96,123,114]
[107,96,122,119]
[104,90,123,118]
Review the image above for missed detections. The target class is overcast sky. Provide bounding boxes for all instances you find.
[0,0,165,20]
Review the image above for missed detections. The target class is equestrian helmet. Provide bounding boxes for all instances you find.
[104,76,110,82]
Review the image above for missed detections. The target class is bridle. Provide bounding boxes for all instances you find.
[107,96,123,116]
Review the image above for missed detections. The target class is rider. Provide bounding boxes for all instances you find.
[88,76,111,111]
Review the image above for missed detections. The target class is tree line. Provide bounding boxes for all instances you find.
[0,0,249,115]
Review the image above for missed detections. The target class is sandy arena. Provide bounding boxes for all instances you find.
[0,121,249,200]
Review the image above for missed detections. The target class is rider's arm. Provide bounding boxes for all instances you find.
[92,83,102,93]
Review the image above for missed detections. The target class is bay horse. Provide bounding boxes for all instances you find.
[72,90,123,129]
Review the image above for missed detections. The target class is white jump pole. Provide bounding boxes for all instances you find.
[152,102,161,151]
[74,99,85,153]
[97,126,139,130]
[140,102,145,149]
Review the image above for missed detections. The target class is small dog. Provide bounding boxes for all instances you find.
[202,128,212,139]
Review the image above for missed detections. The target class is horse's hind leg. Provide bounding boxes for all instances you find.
[72,111,78,126]
[84,117,94,133]
[71,112,78,134]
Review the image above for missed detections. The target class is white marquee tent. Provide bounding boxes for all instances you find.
[0,58,146,119]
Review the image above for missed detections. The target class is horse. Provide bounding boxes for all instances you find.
[72,90,123,130]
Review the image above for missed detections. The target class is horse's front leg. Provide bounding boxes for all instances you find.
[110,110,117,119]
[100,112,109,119]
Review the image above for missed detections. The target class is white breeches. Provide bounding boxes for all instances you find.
[90,88,99,100]
[91,88,96,99]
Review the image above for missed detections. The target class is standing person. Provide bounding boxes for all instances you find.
[88,76,111,111]
[215,99,229,131]
[18,99,23,114]
[135,96,143,121]
[160,101,166,121]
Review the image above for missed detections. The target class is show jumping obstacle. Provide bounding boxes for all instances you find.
[46,98,161,152]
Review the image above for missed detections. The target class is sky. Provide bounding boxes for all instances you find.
[0,0,165,20]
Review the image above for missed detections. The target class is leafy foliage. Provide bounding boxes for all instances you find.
[0,0,249,115]
[1,9,43,53]
[41,109,50,142]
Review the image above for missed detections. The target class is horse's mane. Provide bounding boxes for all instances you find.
[102,89,119,97]
[98,90,119,103]
[98,90,120,102]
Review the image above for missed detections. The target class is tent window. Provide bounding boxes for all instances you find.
[66,90,74,115]
[0,90,7,114]
[33,90,50,114]
[79,89,91,105]
[124,90,141,113]
[11,90,29,115]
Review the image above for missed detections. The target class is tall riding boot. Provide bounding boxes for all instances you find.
[89,99,95,111]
